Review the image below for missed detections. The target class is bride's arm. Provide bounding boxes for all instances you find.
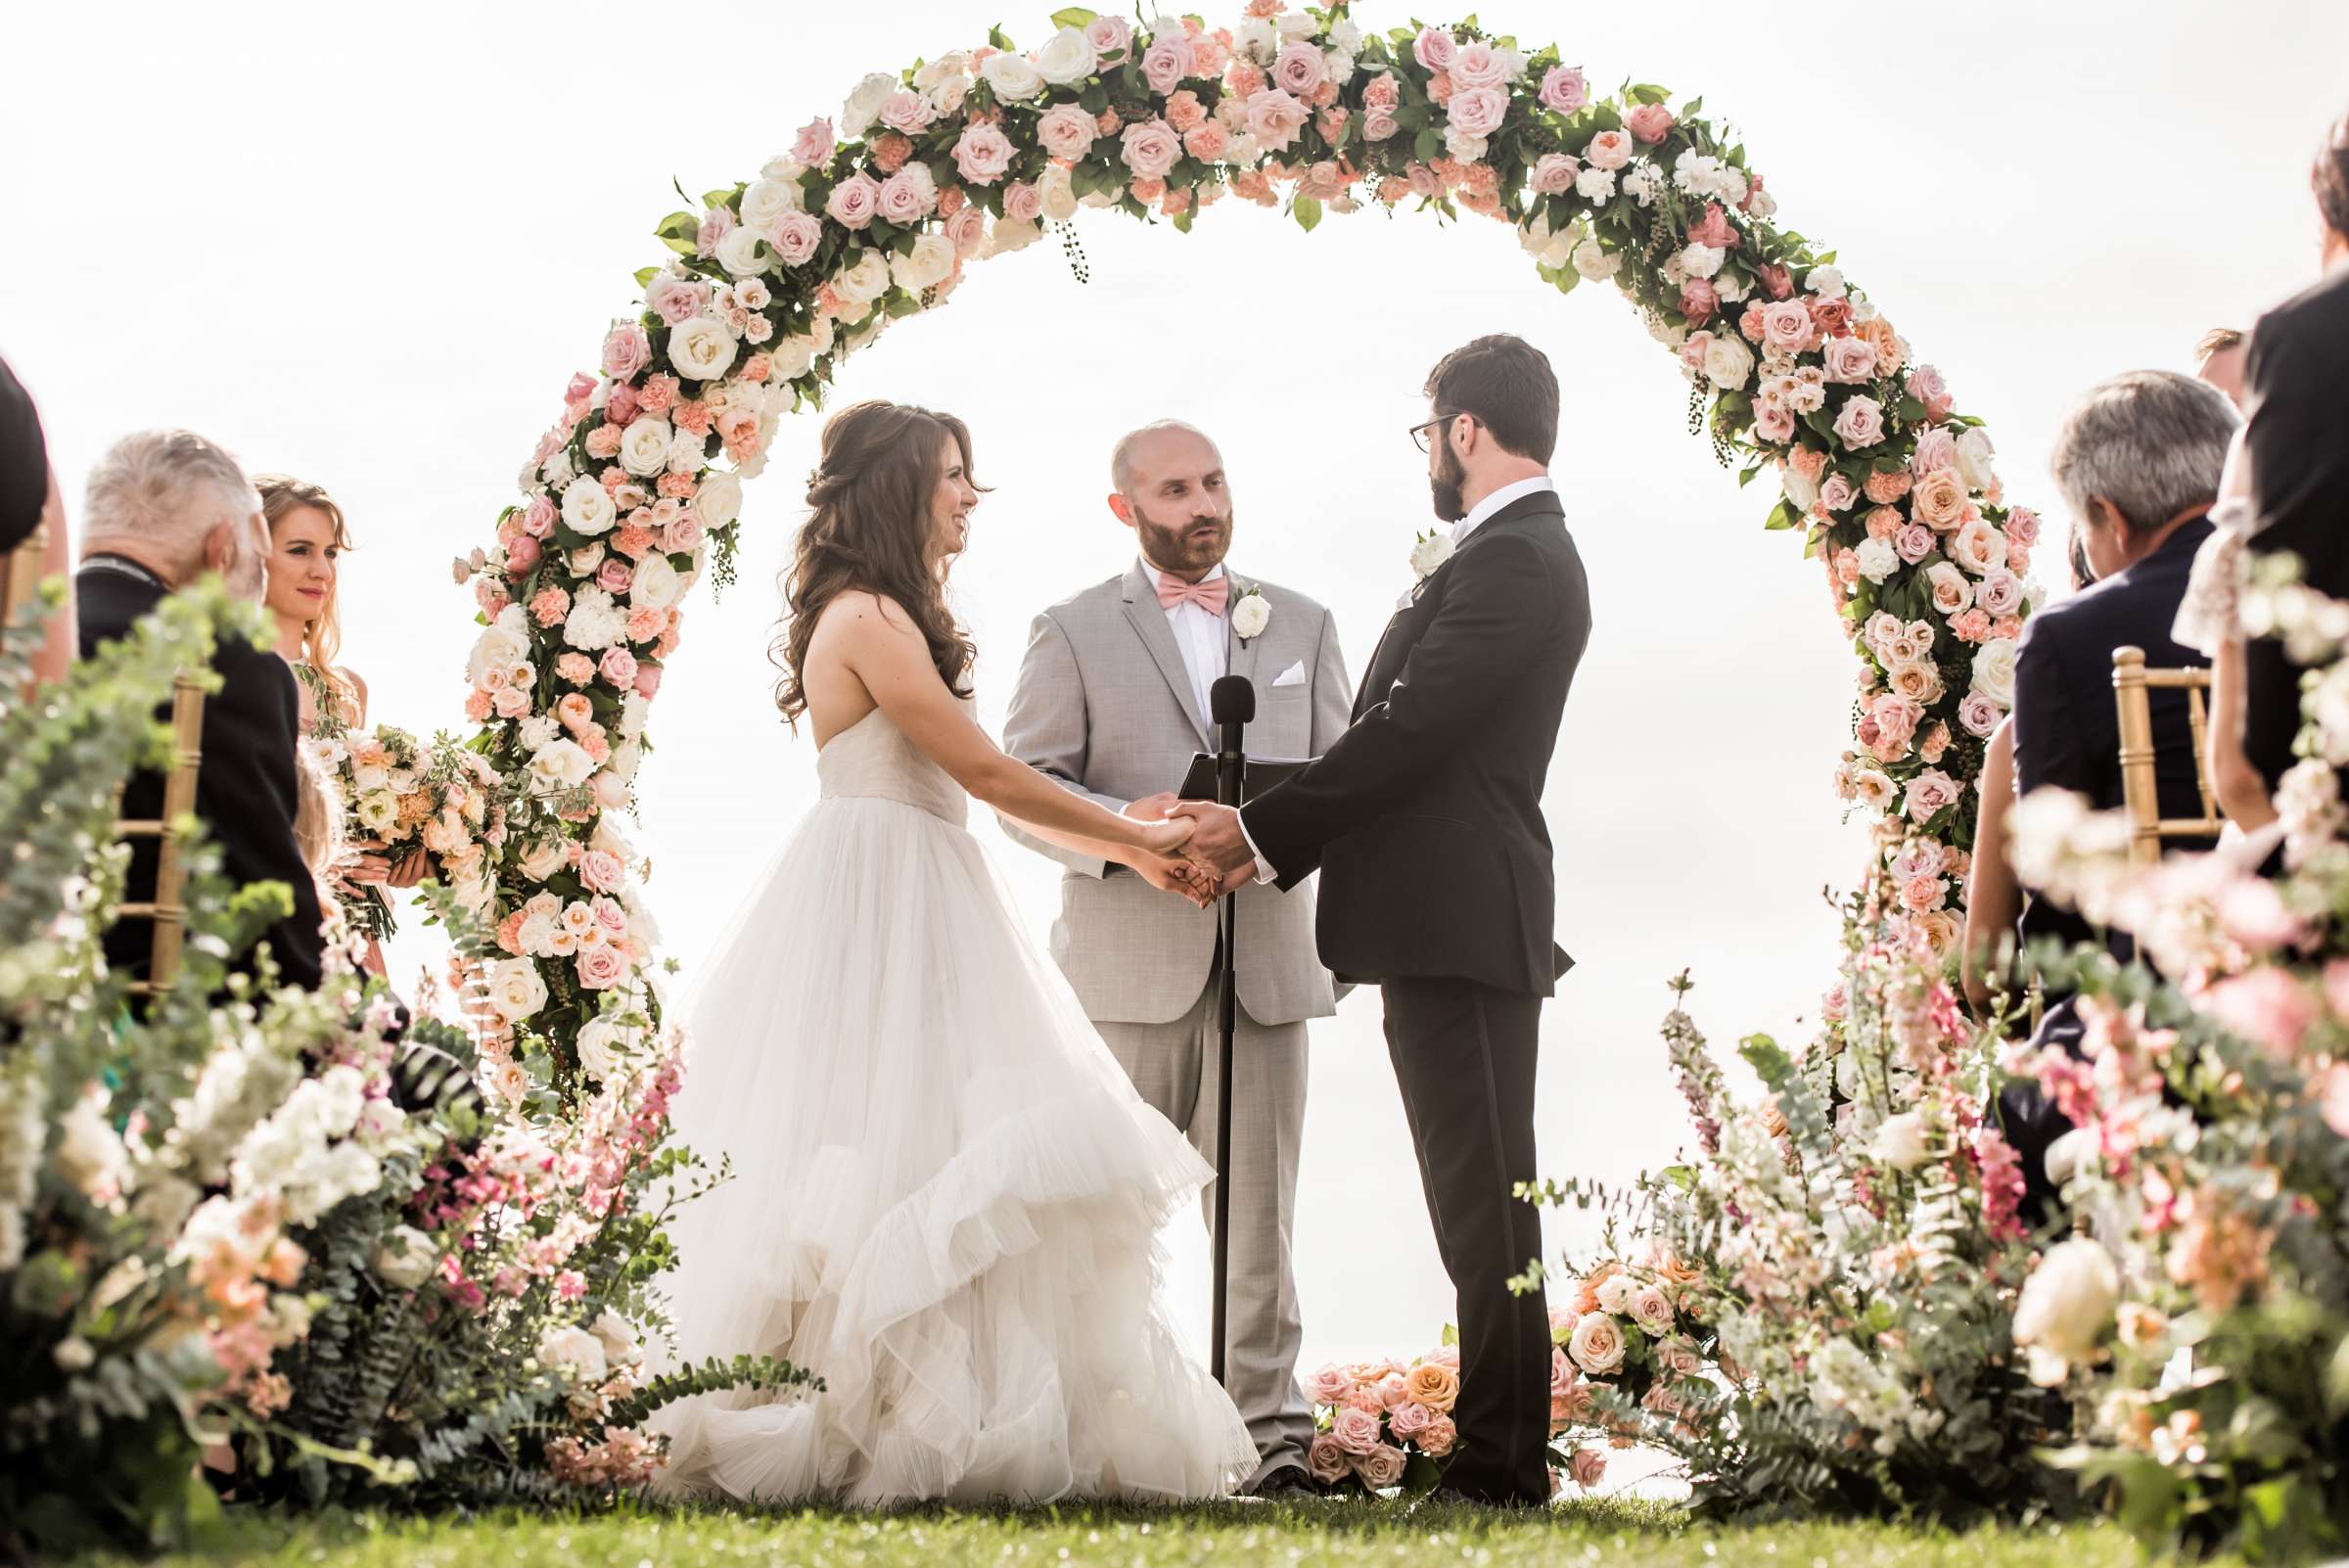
[839,593,1191,856]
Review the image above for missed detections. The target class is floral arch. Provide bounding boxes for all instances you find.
[452,4,2041,1080]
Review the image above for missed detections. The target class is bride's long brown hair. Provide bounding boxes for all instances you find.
[772,399,985,727]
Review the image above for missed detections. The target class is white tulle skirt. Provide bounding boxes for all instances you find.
[649,795,1255,1506]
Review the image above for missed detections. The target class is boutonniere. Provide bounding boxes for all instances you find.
[1230,583,1269,643]
[1409,528,1455,582]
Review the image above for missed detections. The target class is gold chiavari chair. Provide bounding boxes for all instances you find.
[2112,645,2227,866]
[115,674,207,996]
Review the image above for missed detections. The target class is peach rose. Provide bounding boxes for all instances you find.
[1583,128,1633,170]
[1569,1313,1626,1375]
[1403,1360,1460,1413]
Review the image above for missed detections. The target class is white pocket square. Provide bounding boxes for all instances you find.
[1271,661,1307,688]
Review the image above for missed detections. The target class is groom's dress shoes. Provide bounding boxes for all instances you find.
[1243,1463,1322,1500]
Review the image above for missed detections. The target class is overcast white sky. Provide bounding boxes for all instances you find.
[6,0,2344,1369]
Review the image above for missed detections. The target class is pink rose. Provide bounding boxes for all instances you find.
[1755,403,1796,442]
[1626,103,1676,144]
[765,210,822,269]
[1823,336,1880,385]
[1530,153,1580,195]
[1182,120,1231,161]
[1540,65,1589,115]
[1307,1363,1353,1406]
[579,848,626,894]
[505,533,543,575]
[693,205,733,258]
[1833,395,1887,450]
[1584,128,1633,170]
[1413,26,1457,72]
[1446,85,1507,138]
[1245,87,1309,151]
[793,117,835,167]
[576,944,627,991]
[1272,39,1325,98]
[1958,690,2002,737]
[1085,15,1131,61]
[1307,1432,1351,1485]
[645,276,709,327]
[944,203,988,254]
[1418,1415,1457,1457]
[1911,427,1959,479]
[951,120,1015,185]
[1120,118,1181,179]
[1760,299,1815,353]
[1680,278,1719,321]
[1978,569,2024,617]
[877,167,937,225]
[1002,181,1043,225]
[522,495,557,538]
[596,556,634,594]
[633,664,664,699]
[1329,1405,1383,1456]
[601,323,651,381]
[1387,1401,1432,1440]
[1451,40,1507,89]
[879,88,932,135]
[1908,364,1954,418]
[1904,767,1961,824]
[1819,473,1856,513]
[825,172,880,229]
[1141,36,1194,96]
[2007,507,2042,546]
[1353,1444,1406,1490]
[1036,102,1099,160]
[663,511,705,552]
[1896,524,1936,564]
[1571,1448,1607,1488]
[2204,967,2318,1058]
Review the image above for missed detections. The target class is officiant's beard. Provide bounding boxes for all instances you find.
[1128,499,1234,580]
[1429,439,1469,523]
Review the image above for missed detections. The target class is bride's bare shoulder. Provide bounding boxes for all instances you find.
[813,590,921,649]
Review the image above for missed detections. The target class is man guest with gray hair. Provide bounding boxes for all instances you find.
[1000,420,1350,1498]
[1999,370,2238,1217]
[76,429,325,991]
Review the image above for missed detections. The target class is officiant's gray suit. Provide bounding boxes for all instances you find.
[1001,558,1348,1487]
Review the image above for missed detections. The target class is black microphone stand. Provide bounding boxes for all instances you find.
[1206,674,1255,1391]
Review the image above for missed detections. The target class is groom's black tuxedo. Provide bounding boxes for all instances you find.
[1243,485,1589,1504]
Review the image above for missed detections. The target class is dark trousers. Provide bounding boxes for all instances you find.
[1383,976,1549,1503]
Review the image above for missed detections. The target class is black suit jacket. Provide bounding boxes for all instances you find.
[2241,266,2349,789]
[1242,490,1589,997]
[2009,517,2216,954]
[76,563,325,991]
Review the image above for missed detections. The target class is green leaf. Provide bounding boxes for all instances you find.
[1172,207,1195,234]
[1292,196,1322,233]
[1738,1032,1793,1088]
[1412,127,1443,162]
[1049,5,1096,25]
[1764,498,1800,531]
[1440,1322,1459,1348]
[1625,82,1671,107]
[653,210,700,257]
[988,23,1014,50]
[632,266,659,289]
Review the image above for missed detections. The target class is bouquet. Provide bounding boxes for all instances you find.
[305,722,509,940]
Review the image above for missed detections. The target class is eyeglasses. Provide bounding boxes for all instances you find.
[1409,413,1472,454]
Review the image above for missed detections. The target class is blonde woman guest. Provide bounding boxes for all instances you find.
[257,475,423,970]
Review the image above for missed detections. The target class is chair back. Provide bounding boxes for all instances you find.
[115,674,207,995]
[2111,645,2226,866]
[1,523,45,626]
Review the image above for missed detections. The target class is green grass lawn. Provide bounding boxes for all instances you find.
[74,1497,2220,1568]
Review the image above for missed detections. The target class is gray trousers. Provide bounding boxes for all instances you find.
[1093,978,1313,1485]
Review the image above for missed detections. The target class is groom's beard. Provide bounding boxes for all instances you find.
[1130,499,1233,578]
[1429,440,1468,523]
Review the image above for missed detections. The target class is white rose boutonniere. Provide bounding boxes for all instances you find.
[1230,584,1270,642]
[1409,528,1455,581]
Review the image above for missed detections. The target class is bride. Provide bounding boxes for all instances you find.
[651,400,1257,1506]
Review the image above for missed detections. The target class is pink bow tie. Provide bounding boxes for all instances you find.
[1156,573,1229,615]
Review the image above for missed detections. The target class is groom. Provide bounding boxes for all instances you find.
[1176,335,1590,1507]
[999,420,1350,1498]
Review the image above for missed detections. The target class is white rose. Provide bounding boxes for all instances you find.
[467,622,530,687]
[1971,637,2019,707]
[1274,9,1316,39]
[1680,242,1725,279]
[890,232,957,293]
[713,223,770,278]
[561,475,617,537]
[1039,163,1079,222]
[840,71,895,138]
[696,469,744,530]
[1781,463,1821,515]
[1954,428,1998,492]
[986,219,1044,258]
[591,1308,641,1367]
[518,837,569,881]
[528,738,596,791]
[517,714,559,752]
[832,251,891,305]
[1234,17,1277,64]
[1443,127,1488,163]
[54,1089,126,1197]
[1035,24,1099,84]
[1871,1110,1929,1172]
[1807,265,1847,300]
[630,553,683,611]
[1570,235,1619,282]
[667,315,739,384]
[354,790,399,835]
[1855,537,1900,584]
[485,956,549,1022]
[535,1323,608,1385]
[1568,1312,1626,1375]
[913,51,970,91]
[610,737,646,784]
[739,176,803,232]
[619,417,673,478]
[1231,591,1270,641]
[1594,1272,1636,1314]
[1702,334,1755,392]
[374,1224,438,1289]
[978,51,1044,102]
[2012,1236,2119,1385]
[1409,531,1454,578]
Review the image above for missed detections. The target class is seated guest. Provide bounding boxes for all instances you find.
[76,430,325,992]
[2193,326,2248,410]
[1,356,74,689]
[1999,371,2237,1221]
[2239,111,2349,799]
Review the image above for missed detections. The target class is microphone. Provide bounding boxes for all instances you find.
[1210,675,1254,809]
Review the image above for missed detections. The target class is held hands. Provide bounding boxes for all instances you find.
[1164,800,1259,880]
[1122,794,1219,909]
[345,841,432,890]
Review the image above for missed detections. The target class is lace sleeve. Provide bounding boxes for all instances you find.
[2172,510,2247,659]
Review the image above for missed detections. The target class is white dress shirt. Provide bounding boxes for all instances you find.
[1153,558,1228,731]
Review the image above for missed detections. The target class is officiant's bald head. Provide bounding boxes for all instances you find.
[1108,421,1234,581]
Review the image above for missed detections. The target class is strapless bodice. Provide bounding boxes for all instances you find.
[815,706,967,827]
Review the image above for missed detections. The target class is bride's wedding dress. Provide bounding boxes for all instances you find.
[651,702,1256,1505]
